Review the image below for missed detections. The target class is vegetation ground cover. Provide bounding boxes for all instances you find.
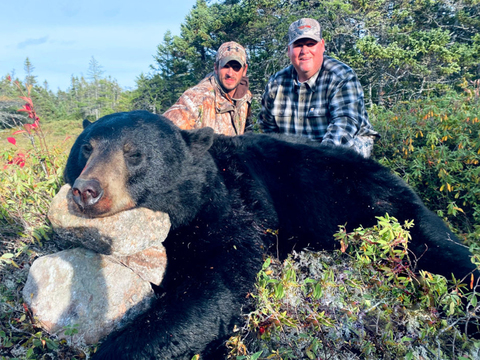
[1,90,479,359]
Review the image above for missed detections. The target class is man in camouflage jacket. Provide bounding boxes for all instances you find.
[163,41,252,136]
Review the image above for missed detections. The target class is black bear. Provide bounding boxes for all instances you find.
[64,110,476,360]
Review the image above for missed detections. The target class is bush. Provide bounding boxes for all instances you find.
[0,86,89,359]
[228,216,480,360]
[0,82,76,243]
[372,91,480,244]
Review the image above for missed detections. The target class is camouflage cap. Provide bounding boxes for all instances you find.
[288,18,322,46]
[216,41,247,68]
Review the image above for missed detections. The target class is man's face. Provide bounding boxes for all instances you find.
[215,61,248,96]
[288,38,325,82]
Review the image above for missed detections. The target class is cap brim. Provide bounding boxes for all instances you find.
[288,35,322,46]
[218,56,245,68]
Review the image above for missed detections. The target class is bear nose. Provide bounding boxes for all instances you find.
[72,178,104,210]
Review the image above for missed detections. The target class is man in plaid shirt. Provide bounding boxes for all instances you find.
[259,18,378,157]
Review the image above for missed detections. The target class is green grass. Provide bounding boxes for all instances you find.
[0,119,83,151]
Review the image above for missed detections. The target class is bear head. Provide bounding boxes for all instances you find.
[64,111,216,222]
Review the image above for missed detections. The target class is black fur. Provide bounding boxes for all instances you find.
[64,110,476,360]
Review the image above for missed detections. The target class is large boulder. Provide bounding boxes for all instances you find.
[48,184,170,285]
[23,184,171,344]
[23,247,155,344]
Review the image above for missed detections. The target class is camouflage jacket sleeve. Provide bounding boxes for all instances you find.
[163,87,206,130]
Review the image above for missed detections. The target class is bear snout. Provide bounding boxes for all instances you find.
[72,178,104,211]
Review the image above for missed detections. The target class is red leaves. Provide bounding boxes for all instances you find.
[5,137,26,169]
[17,98,39,120]
[4,153,26,169]
[14,82,38,122]
[11,119,39,136]
[24,124,34,133]
[18,102,33,111]
[6,87,41,147]
[24,121,38,134]
[4,80,50,171]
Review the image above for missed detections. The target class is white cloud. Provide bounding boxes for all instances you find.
[17,36,50,49]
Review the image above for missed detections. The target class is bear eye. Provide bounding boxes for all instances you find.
[81,143,93,158]
[125,151,143,166]
[124,144,143,166]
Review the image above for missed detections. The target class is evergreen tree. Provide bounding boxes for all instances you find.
[87,56,105,120]
[137,0,479,109]
[0,74,26,128]
[24,57,37,86]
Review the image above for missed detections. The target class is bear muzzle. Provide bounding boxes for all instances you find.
[72,178,104,211]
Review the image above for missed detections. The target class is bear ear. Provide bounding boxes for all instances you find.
[181,127,215,157]
[83,119,92,129]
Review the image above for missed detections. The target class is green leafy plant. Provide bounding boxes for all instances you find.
[62,324,79,343]
[1,82,67,241]
[228,216,480,359]
[372,90,480,244]
[0,85,78,360]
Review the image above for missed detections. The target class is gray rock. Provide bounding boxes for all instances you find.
[48,184,170,285]
[115,246,167,285]
[26,184,171,343]
[23,248,155,344]
[48,184,171,255]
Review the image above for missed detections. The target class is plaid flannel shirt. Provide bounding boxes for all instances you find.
[259,56,378,152]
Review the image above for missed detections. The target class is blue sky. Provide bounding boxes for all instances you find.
[0,0,198,92]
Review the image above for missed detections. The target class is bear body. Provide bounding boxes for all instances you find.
[64,111,475,360]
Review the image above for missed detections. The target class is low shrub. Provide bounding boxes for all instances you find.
[372,90,480,244]
[0,85,85,360]
[228,216,480,360]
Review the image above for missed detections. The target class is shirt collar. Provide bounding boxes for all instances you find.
[293,68,322,91]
